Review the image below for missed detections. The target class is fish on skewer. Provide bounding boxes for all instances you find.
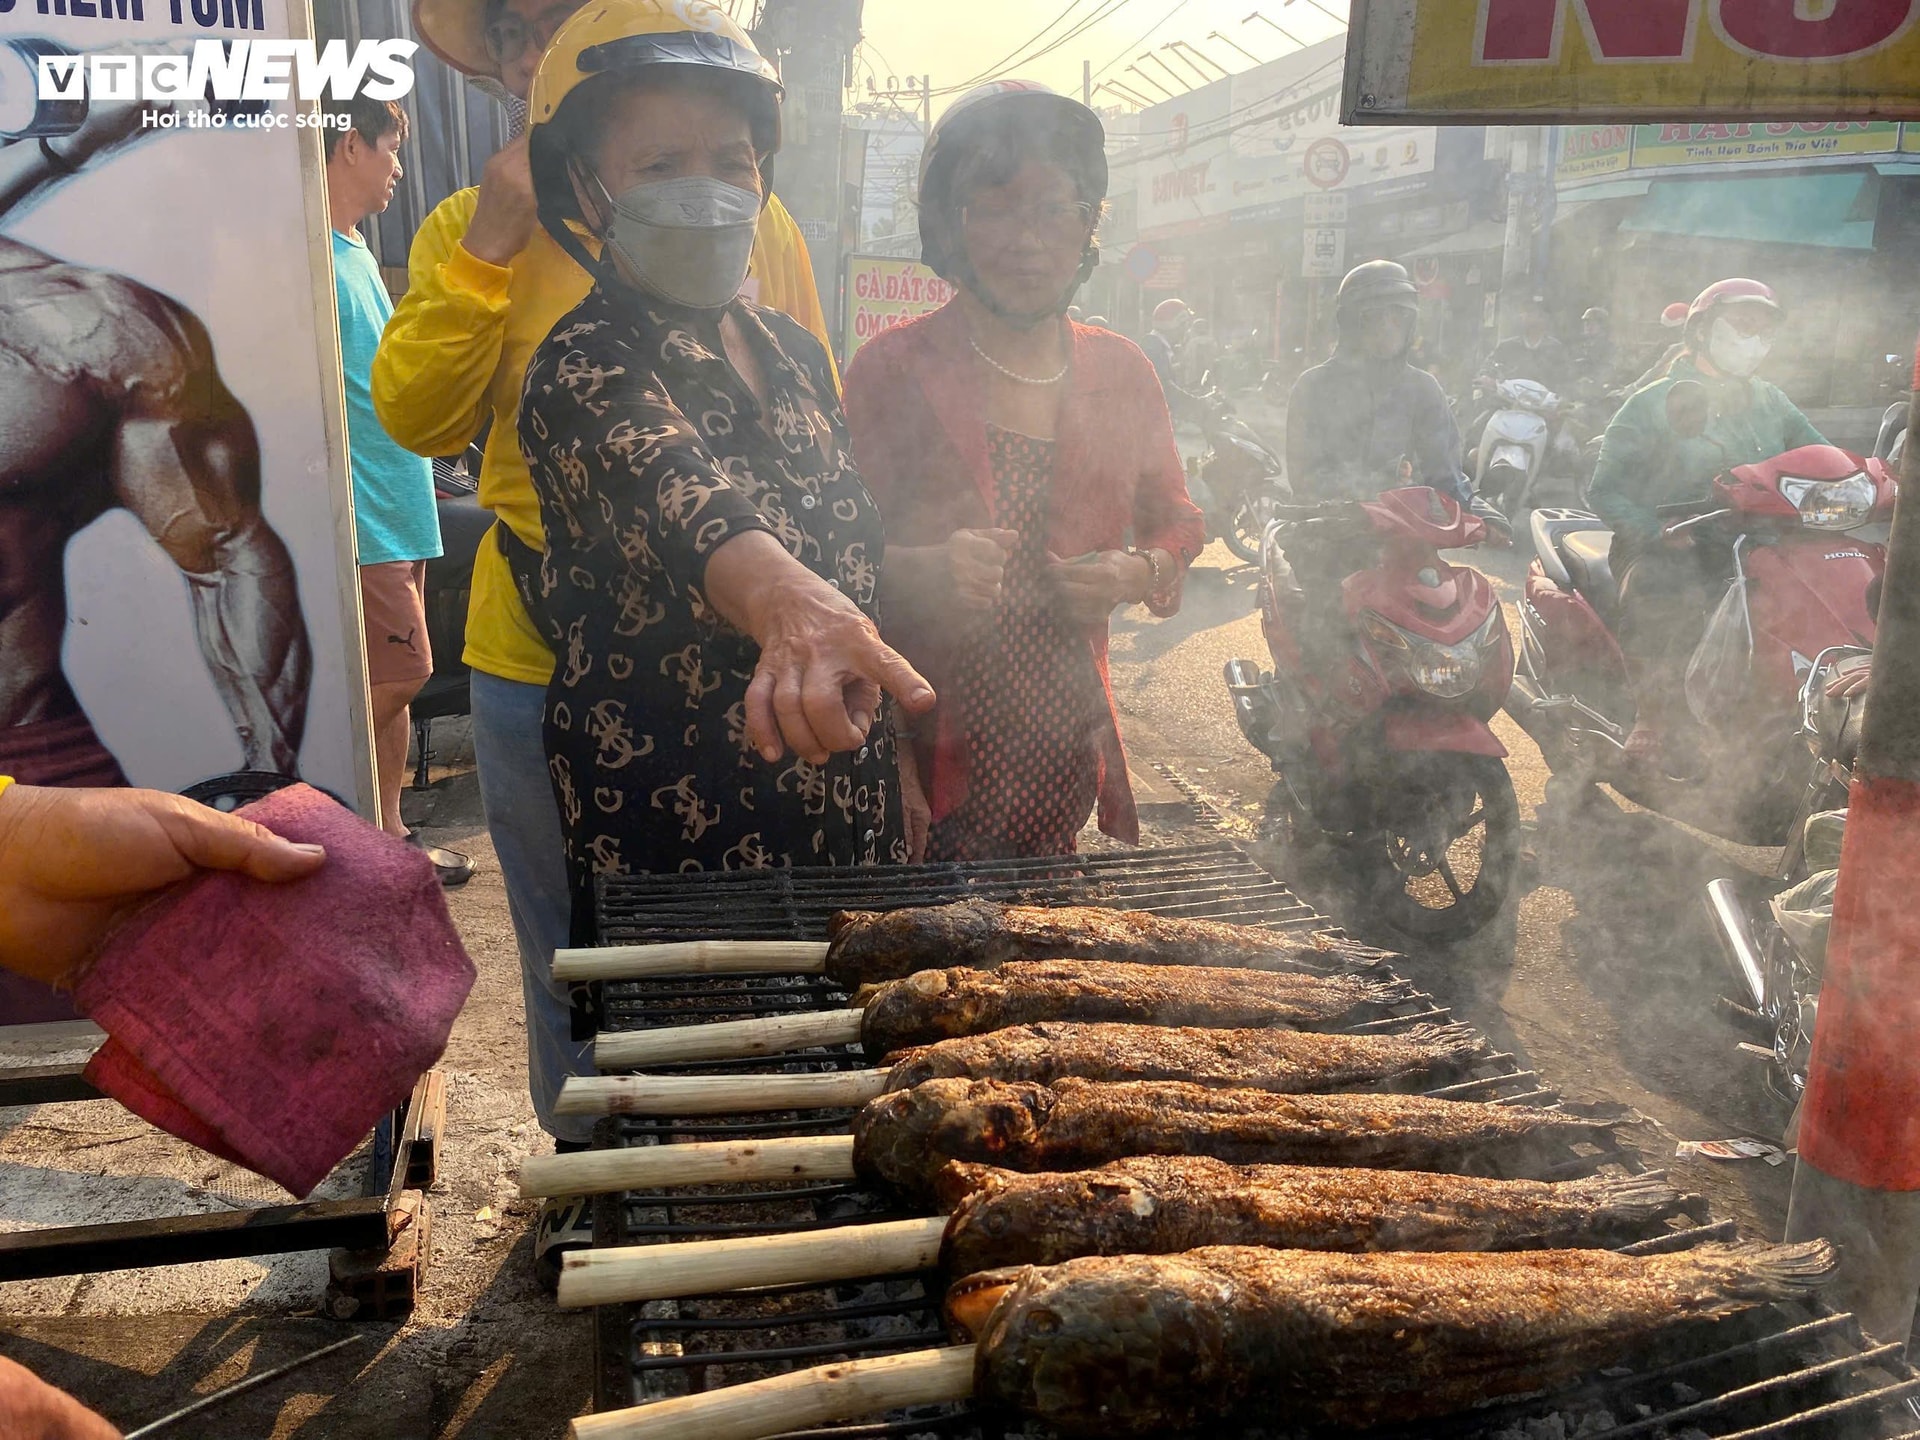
[556,1154,1702,1309]
[853,1077,1631,1199]
[885,1017,1477,1091]
[562,1020,1489,1118]
[857,961,1407,1058]
[932,1155,1701,1275]
[565,1241,1838,1440]
[594,960,1411,1070]
[823,898,1383,984]
[552,897,1392,983]
[951,1241,1840,1435]
[521,1076,1633,1201]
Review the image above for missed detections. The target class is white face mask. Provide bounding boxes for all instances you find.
[599,174,761,310]
[1709,316,1773,379]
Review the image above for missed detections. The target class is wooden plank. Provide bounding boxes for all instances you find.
[0,1197,390,1282]
[0,1064,101,1107]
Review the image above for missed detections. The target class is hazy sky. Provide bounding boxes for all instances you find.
[855,0,1349,117]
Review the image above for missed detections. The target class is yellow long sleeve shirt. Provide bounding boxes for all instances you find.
[371,192,832,685]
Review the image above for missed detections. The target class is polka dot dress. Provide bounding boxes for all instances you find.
[928,425,1108,861]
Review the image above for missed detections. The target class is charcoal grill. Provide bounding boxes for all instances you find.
[585,842,1920,1438]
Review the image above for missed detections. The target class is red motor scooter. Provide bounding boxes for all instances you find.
[1226,485,1519,943]
[1508,395,1894,844]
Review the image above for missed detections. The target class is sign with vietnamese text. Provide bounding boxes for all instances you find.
[1345,0,1920,123]
[843,255,954,359]
[1556,118,1910,189]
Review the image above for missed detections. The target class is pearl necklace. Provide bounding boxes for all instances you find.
[970,336,1070,386]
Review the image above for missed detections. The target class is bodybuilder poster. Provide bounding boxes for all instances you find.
[1,8,373,1019]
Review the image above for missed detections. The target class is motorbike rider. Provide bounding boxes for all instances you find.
[1589,279,1827,762]
[1486,295,1570,393]
[1286,260,1480,510]
[1572,306,1616,384]
[1145,297,1202,416]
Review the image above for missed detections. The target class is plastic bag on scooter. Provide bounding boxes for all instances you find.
[1685,576,1753,728]
[1771,868,1838,970]
[1802,808,1848,873]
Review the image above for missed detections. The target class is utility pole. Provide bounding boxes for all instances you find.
[1783,367,1920,1343]
[1084,58,1092,107]
[923,73,932,134]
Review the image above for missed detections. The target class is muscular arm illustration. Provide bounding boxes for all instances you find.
[107,294,312,773]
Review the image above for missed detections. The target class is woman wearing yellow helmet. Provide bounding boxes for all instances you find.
[371,0,836,1187]
[514,4,933,919]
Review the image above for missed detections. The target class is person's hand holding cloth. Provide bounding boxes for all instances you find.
[0,777,475,1197]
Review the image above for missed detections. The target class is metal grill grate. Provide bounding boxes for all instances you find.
[587,843,1920,1438]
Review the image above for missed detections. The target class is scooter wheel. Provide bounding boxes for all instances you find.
[1363,752,1521,945]
[1222,499,1263,563]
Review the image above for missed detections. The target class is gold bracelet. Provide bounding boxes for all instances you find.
[1128,547,1169,599]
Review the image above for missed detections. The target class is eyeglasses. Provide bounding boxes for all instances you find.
[961,199,1098,247]
[483,3,578,63]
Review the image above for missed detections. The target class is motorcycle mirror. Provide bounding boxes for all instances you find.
[1666,379,1710,440]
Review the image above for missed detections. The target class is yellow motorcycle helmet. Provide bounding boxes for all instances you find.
[525,0,782,260]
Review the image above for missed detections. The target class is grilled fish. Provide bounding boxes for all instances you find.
[932,1156,1701,1276]
[824,898,1383,987]
[956,1240,1837,1435]
[884,1020,1482,1094]
[850,1077,1630,1198]
[858,961,1406,1059]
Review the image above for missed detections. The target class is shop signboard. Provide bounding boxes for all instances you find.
[0,11,372,809]
[1345,0,1920,124]
[843,255,955,358]
[1126,41,1436,239]
[1132,76,1234,237]
[1556,118,1913,190]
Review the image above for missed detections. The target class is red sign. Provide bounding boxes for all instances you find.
[1303,137,1350,189]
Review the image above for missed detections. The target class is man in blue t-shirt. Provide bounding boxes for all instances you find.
[325,97,469,882]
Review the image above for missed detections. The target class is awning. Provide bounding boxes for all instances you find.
[1620,172,1878,250]
[1397,219,1508,260]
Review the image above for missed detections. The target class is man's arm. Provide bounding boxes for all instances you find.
[1413,373,1473,505]
[1588,389,1664,542]
[372,190,514,458]
[108,292,312,774]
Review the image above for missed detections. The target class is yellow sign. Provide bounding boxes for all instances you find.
[843,256,955,360]
[1557,119,1907,183]
[1347,0,1920,123]
[1556,124,1632,180]
[1633,120,1901,166]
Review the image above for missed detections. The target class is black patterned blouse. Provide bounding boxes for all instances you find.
[518,275,907,930]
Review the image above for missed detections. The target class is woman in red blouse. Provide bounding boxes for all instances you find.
[845,81,1206,862]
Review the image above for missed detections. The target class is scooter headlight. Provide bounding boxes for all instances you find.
[1361,610,1500,700]
[1779,472,1875,531]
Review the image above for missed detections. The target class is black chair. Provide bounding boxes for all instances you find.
[412,493,495,789]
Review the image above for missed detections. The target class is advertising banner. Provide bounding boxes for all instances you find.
[1556,119,1912,189]
[1225,38,1436,218]
[0,14,372,807]
[1132,77,1234,237]
[843,255,955,358]
[1345,0,1920,124]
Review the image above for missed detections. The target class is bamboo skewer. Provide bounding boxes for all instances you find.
[519,1134,855,1199]
[594,1008,864,1069]
[552,939,829,982]
[569,1346,975,1440]
[557,1215,948,1309]
[555,1070,890,1117]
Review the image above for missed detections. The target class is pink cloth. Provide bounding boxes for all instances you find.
[76,784,476,1197]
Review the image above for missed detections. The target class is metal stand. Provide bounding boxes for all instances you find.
[0,1047,445,1318]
